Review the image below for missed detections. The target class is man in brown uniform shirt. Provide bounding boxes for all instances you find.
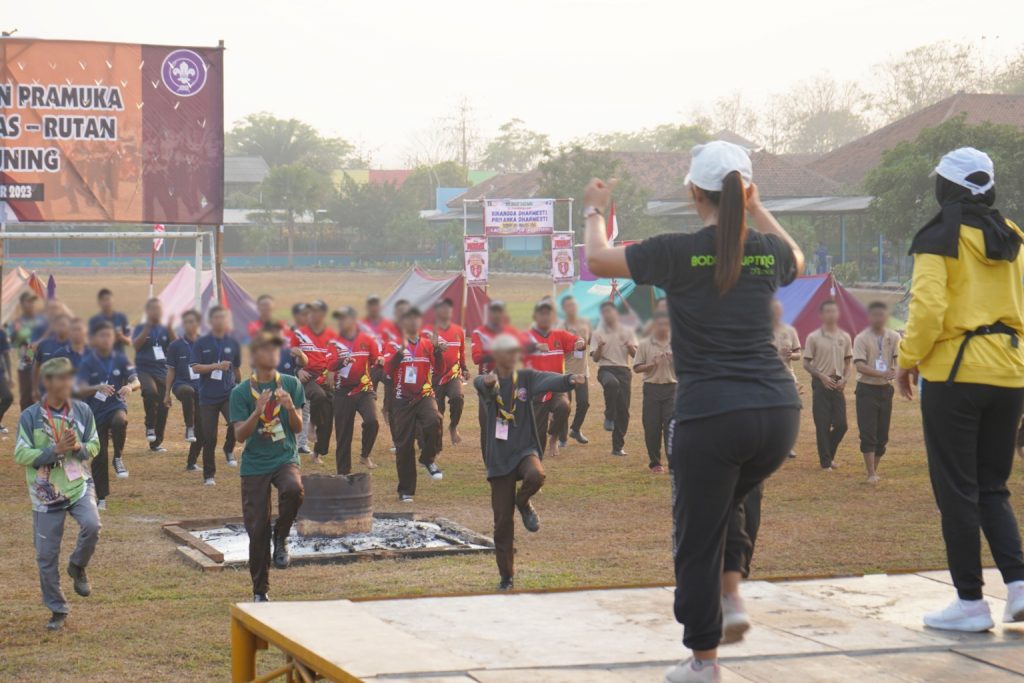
[559,295,592,446]
[853,301,900,483]
[590,301,638,456]
[802,300,852,470]
[634,311,676,472]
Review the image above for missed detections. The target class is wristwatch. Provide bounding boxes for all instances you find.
[582,206,603,219]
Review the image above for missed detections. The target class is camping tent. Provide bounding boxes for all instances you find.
[1,267,48,324]
[776,274,868,343]
[382,266,489,333]
[555,278,662,326]
[156,263,260,341]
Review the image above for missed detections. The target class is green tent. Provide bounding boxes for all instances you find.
[556,278,663,326]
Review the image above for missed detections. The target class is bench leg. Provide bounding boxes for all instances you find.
[231,616,258,682]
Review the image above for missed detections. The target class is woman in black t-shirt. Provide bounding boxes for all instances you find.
[583,141,804,683]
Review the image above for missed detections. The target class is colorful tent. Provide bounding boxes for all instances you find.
[555,278,662,327]
[382,266,489,333]
[155,263,260,341]
[1,267,48,324]
[776,274,868,343]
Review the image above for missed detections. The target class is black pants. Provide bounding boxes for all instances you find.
[303,379,334,456]
[18,365,34,411]
[725,483,764,579]
[435,379,465,449]
[855,383,894,456]
[532,393,569,451]
[598,366,632,451]
[642,383,676,467]
[175,384,203,467]
[93,411,128,501]
[241,463,304,595]
[333,390,379,475]
[0,379,13,426]
[811,377,847,468]
[921,380,1024,600]
[138,371,169,447]
[489,455,545,581]
[199,400,231,479]
[671,407,799,652]
[392,397,440,496]
[565,378,590,437]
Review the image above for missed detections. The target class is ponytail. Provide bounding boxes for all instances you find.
[712,171,747,295]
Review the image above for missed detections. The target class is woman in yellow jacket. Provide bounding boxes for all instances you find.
[897,147,1024,632]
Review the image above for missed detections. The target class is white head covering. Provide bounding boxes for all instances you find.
[492,333,522,352]
[932,147,995,196]
[685,140,753,192]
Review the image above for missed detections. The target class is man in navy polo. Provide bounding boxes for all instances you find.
[189,306,242,485]
[132,298,175,452]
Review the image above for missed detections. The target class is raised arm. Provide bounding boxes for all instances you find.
[582,179,631,279]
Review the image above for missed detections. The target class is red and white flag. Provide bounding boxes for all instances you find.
[152,223,165,252]
[606,201,619,244]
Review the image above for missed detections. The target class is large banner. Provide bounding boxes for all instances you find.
[0,38,224,225]
[483,198,555,236]
[551,233,575,284]
[464,236,489,286]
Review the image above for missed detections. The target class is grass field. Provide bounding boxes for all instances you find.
[0,269,1015,681]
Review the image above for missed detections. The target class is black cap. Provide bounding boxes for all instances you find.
[534,299,554,312]
[434,297,454,309]
[332,306,357,320]
[488,300,506,312]
[291,303,310,316]
[366,294,381,304]
[250,329,286,351]
[402,306,423,319]
[309,300,328,312]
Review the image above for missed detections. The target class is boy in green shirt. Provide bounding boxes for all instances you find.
[229,330,306,602]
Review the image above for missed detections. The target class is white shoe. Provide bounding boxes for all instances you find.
[664,657,720,683]
[203,478,216,486]
[1004,581,1024,623]
[721,594,751,644]
[113,457,129,479]
[923,598,994,632]
[185,427,196,443]
[146,428,157,443]
[97,499,107,511]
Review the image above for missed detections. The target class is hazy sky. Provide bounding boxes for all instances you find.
[5,0,1022,165]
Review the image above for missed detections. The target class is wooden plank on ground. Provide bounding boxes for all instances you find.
[954,646,1024,675]
[860,651,1024,682]
[176,546,223,572]
[163,524,224,563]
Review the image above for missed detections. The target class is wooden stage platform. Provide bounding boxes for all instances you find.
[230,570,1024,682]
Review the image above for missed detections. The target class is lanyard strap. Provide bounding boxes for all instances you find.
[495,371,518,423]
[44,403,70,445]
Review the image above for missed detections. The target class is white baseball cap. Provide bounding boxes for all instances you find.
[684,140,753,192]
[932,147,995,195]
[492,333,522,352]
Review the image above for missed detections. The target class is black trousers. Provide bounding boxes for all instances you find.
[671,407,799,652]
[855,383,894,457]
[435,379,465,447]
[18,365,34,411]
[489,455,545,581]
[811,377,847,468]
[532,393,569,451]
[642,382,676,467]
[199,400,231,479]
[138,371,169,447]
[333,389,379,475]
[303,379,334,456]
[391,397,440,496]
[0,379,13,426]
[725,483,764,579]
[921,380,1024,600]
[93,411,128,501]
[598,366,632,451]
[175,384,203,467]
[241,463,304,595]
[568,378,590,435]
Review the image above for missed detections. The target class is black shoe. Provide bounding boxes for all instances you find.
[518,502,540,532]
[603,419,614,432]
[253,593,270,603]
[273,537,290,569]
[497,578,514,591]
[149,445,167,453]
[569,429,589,445]
[611,449,627,457]
[298,446,312,455]
[67,562,91,597]
[46,611,67,631]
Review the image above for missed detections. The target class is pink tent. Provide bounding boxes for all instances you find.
[155,263,260,341]
[776,274,869,343]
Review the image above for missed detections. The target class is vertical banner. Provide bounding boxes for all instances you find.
[551,233,575,284]
[464,236,489,286]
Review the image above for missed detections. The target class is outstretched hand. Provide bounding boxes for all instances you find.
[482,371,498,388]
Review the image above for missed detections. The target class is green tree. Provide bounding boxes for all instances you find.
[401,161,470,211]
[258,163,336,267]
[864,116,1024,242]
[481,119,551,172]
[870,42,983,122]
[577,123,708,153]
[993,49,1024,95]
[330,178,427,259]
[228,112,355,173]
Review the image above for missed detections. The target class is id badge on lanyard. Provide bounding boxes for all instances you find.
[495,419,509,440]
[404,363,418,384]
[153,344,165,361]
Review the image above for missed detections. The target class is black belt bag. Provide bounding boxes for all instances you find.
[946,321,1019,384]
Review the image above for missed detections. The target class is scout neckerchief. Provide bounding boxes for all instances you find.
[337,334,373,395]
[250,371,282,438]
[402,337,433,397]
[434,325,462,382]
[35,401,73,508]
[494,370,518,425]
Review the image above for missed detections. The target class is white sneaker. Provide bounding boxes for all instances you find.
[185,427,196,443]
[113,457,129,479]
[226,455,238,468]
[146,428,157,443]
[97,499,107,511]
[203,478,216,486]
[721,593,751,644]
[424,462,444,481]
[923,598,994,632]
[1004,581,1024,623]
[664,657,720,683]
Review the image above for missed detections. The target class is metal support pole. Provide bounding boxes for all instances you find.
[194,235,204,311]
[0,220,5,322]
[213,224,224,304]
[878,231,884,283]
[839,214,847,264]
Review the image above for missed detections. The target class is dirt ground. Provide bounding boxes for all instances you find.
[0,269,1015,681]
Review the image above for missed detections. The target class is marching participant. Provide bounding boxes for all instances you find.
[296,300,338,465]
[229,330,306,603]
[633,311,675,473]
[853,302,900,483]
[76,322,139,509]
[189,306,242,485]
[15,357,100,630]
[803,301,853,470]
[771,300,802,459]
[88,288,131,351]
[558,295,592,445]
[424,298,469,447]
[475,333,584,590]
[247,294,280,339]
[11,291,46,410]
[472,301,519,450]
[590,301,637,457]
[33,312,72,398]
[523,299,584,456]
[361,294,400,350]
[165,310,203,469]
[57,317,89,369]
[132,298,174,453]
[383,307,444,502]
[289,303,313,455]
[330,306,381,474]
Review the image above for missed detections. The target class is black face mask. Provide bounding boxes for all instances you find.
[910,176,1020,261]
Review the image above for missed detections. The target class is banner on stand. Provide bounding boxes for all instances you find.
[483,198,555,236]
[464,236,489,286]
[551,233,575,284]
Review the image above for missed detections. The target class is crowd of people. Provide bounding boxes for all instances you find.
[10,141,1024,683]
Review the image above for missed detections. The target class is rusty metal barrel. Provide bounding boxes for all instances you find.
[295,473,373,537]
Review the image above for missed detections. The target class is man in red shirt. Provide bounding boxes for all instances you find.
[296,300,338,464]
[424,298,469,447]
[523,300,584,456]
[329,306,381,475]
[246,294,279,340]
[360,295,400,350]
[383,307,444,503]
